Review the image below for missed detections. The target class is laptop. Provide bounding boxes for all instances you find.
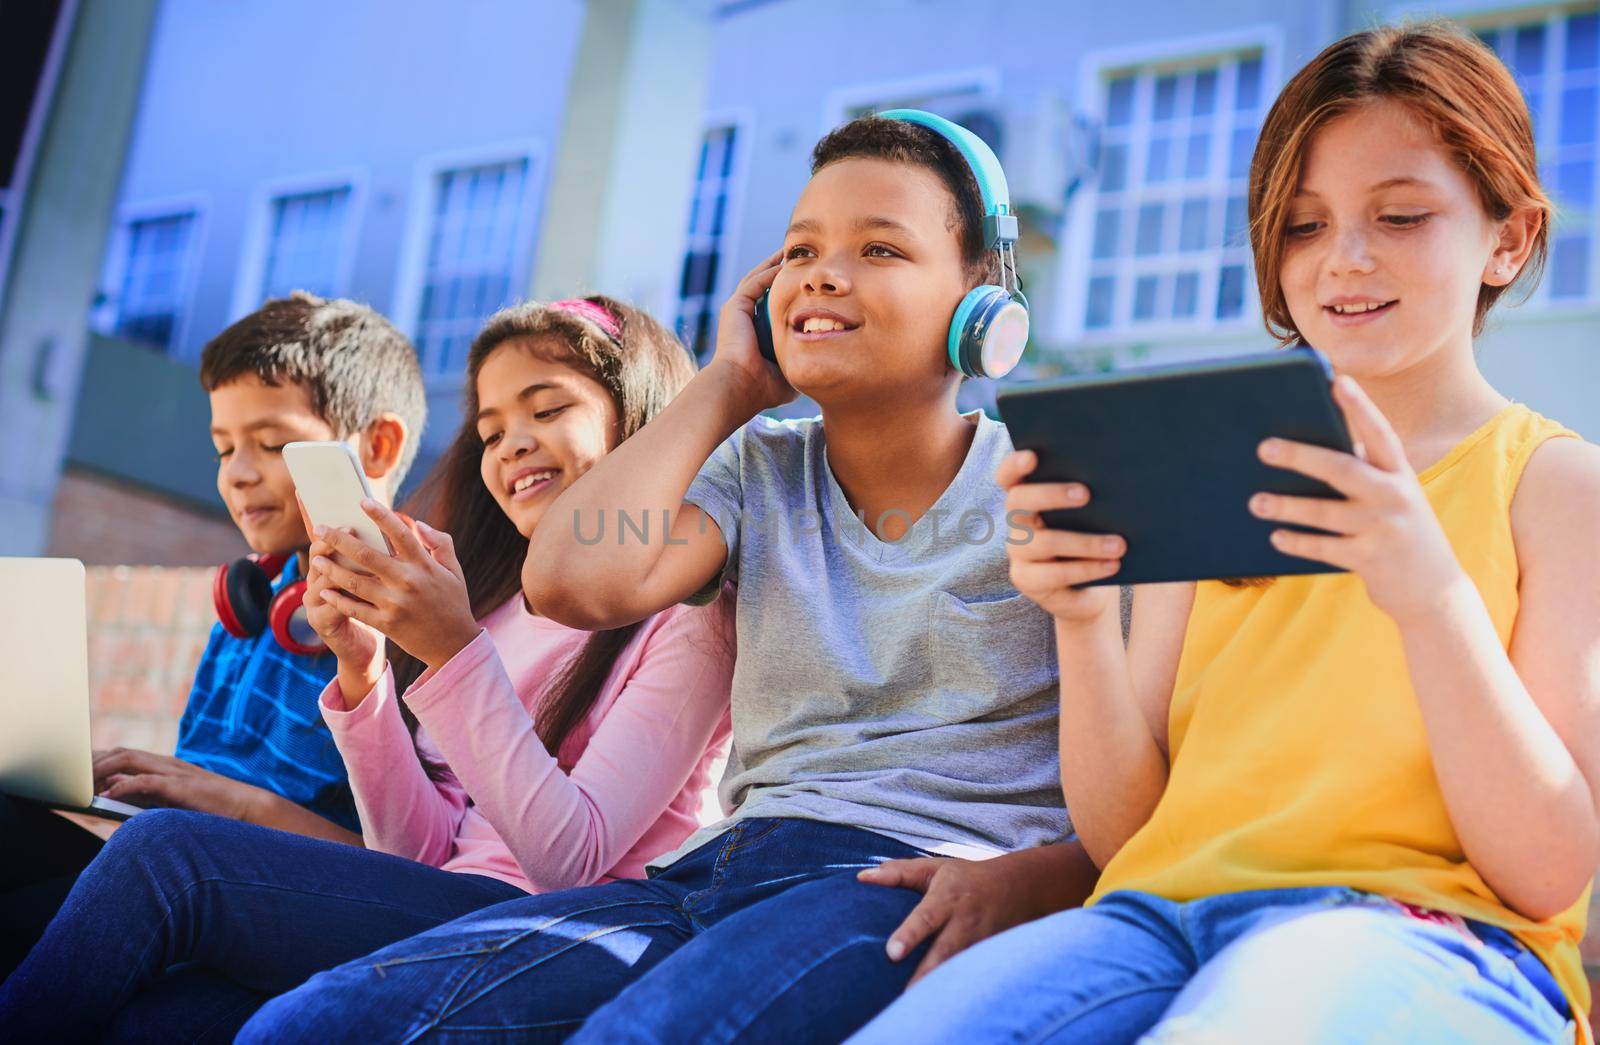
[0,557,145,820]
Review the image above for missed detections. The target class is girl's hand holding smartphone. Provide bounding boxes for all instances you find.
[310,502,481,675]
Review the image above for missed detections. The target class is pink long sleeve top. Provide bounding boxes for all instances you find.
[319,594,734,892]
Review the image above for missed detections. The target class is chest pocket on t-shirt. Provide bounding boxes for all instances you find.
[926,591,1058,724]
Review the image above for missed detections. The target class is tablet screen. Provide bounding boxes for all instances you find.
[996,348,1353,586]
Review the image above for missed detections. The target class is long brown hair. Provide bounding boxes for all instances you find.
[1249,19,1552,345]
[391,296,698,759]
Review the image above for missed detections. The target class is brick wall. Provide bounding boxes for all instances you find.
[85,564,216,753]
[48,466,247,566]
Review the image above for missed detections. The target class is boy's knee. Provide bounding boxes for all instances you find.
[100,808,231,880]
[104,808,203,855]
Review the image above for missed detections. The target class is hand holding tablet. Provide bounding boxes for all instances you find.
[996,348,1354,586]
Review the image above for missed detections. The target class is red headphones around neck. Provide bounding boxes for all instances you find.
[212,553,327,657]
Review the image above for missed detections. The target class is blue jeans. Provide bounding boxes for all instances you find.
[851,886,1574,1044]
[240,817,929,1043]
[0,808,526,1043]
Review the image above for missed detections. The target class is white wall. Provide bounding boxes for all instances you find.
[107,0,586,362]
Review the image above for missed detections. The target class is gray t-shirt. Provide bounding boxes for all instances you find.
[656,409,1067,867]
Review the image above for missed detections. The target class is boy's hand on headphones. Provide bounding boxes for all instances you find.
[1249,376,1467,623]
[312,500,481,674]
[999,450,1122,623]
[707,250,795,412]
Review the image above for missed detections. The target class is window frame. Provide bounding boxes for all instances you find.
[821,67,1003,134]
[673,109,753,361]
[93,194,210,358]
[1453,2,1600,313]
[391,139,547,385]
[1052,26,1284,347]
[230,169,366,321]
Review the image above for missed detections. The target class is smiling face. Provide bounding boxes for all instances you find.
[474,337,622,538]
[1278,99,1523,380]
[210,374,340,554]
[770,157,971,406]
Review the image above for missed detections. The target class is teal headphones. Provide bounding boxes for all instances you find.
[753,108,1030,380]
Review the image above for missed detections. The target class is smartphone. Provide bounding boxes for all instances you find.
[753,291,777,363]
[282,441,390,555]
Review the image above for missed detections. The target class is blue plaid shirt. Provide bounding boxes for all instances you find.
[174,557,358,830]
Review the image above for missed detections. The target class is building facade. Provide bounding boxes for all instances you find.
[2,0,1595,563]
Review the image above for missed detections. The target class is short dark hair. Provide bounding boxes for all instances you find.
[810,114,996,282]
[199,291,427,482]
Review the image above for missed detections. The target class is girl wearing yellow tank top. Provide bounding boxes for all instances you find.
[854,20,1600,1045]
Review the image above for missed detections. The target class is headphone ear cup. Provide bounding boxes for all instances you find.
[214,558,271,638]
[947,286,992,377]
[268,580,327,657]
[948,286,1029,379]
[964,290,1030,380]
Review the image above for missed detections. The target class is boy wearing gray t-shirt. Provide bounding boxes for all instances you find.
[241,114,1098,1045]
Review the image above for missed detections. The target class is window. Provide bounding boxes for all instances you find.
[111,212,198,351]
[1082,53,1265,333]
[261,187,351,300]
[843,84,1003,154]
[414,158,531,375]
[676,126,741,359]
[1478,8,1599,303]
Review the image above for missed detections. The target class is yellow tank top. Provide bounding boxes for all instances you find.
[1090,404,1589,1017]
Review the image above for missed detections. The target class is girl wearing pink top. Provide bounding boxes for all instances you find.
[0,298,734,1041]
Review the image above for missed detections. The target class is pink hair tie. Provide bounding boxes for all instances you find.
[548,299,622,342]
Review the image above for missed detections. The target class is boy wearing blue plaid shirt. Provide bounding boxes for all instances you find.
[2,292,425,971]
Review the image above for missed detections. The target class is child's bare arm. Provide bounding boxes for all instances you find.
[524,367,759,629]
[525,252,793,630]
[93,747,362,846]
[245,790,364,846]
[1256,378,1600,920]
[1053,601,1183,869]
[1126,582,1194,755]
[1423,435,1600,920]
[1000,451,1187,868]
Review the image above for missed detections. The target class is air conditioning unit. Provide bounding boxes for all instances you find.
[995,93,1100,221]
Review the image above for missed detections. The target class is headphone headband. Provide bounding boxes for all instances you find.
[749,108,1028,379]
[877,109,1018,248]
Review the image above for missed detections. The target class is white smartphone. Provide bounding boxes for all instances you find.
[282,441,390,555]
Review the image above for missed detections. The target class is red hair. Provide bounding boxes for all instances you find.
[1249,20,1552,343]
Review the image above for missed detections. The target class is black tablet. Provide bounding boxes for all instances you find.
[996,347,1354,586]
